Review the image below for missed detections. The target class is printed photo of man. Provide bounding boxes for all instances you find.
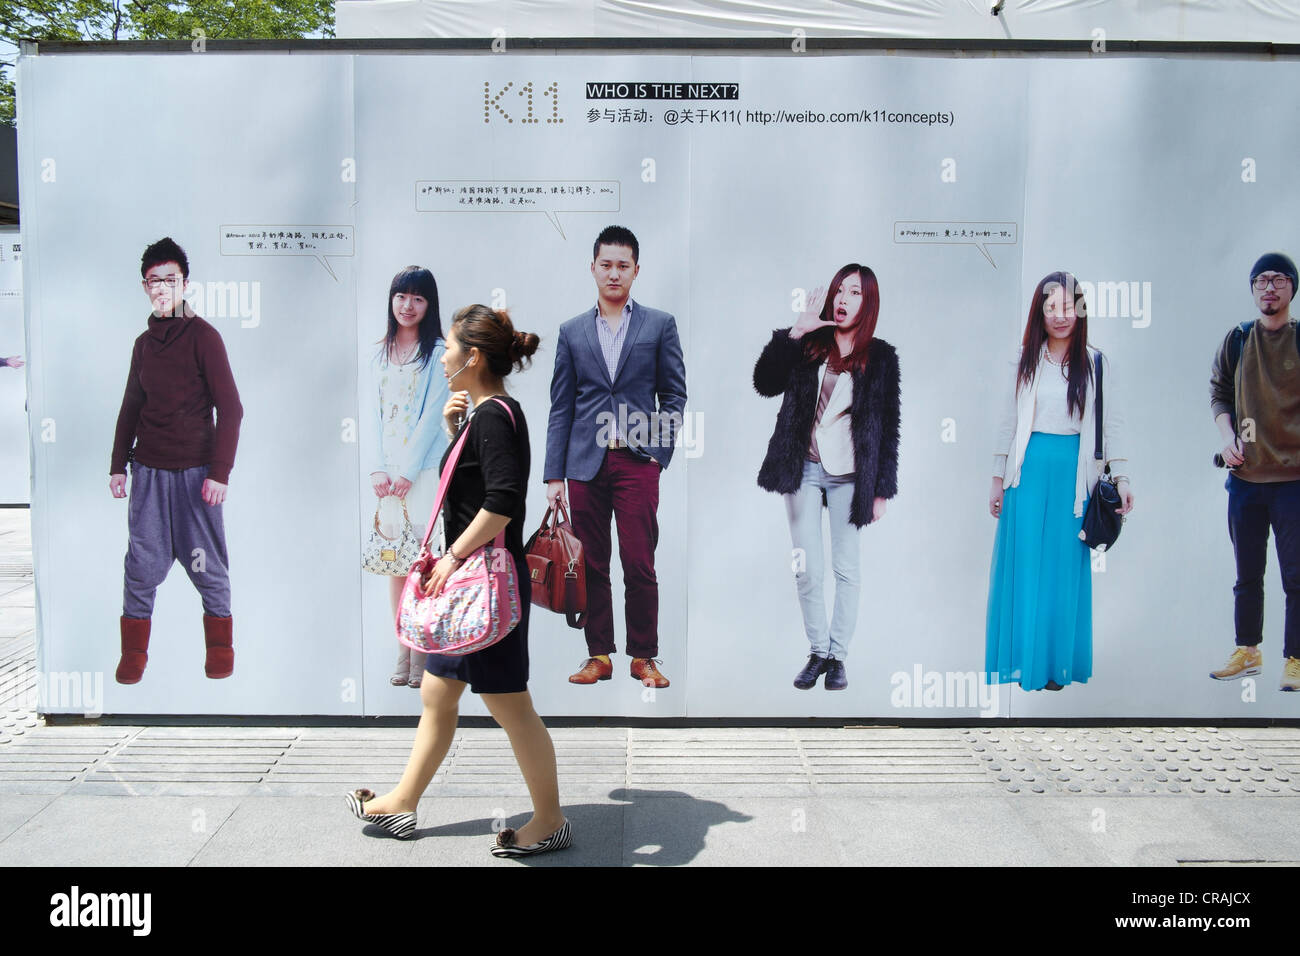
[110,237,243,685]
[1209,252,1300,692]
[544,226,687,688]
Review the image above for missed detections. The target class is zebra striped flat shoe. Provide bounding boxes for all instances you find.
[345,789,417,840]
[490,819,572,858]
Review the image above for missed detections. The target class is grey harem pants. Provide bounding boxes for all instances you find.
[122,463,232,619]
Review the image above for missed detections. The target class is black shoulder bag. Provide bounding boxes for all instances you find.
[1080,351,1123,551]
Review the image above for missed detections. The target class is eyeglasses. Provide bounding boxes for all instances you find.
[144,276,183,290]
[1252,275,1292,291]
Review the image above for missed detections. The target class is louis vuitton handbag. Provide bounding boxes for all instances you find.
[361,497,423,575]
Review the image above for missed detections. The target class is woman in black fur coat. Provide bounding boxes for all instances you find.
[753,263,901,691]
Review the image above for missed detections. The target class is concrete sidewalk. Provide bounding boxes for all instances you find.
[4,508,1300,867]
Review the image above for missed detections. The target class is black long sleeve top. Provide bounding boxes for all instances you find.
[439,395,530,560]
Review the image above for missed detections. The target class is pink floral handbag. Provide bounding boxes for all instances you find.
[396,398,521,657]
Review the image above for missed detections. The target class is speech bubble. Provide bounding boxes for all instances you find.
[893,220,1018,268]
[416,181,621,238]
[219,225,354,281]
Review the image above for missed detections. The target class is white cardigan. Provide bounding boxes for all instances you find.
[992,346,1129,517]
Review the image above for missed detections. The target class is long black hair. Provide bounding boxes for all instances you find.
[1017,271,1091,419]
[380,266,443,368]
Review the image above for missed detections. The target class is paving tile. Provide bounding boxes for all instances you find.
[0,795,238,866]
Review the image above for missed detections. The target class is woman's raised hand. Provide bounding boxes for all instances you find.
[443,391,470,433]
[789,286,835,340]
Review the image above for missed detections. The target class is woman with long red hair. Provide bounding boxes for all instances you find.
[986,272,1134,692]
[754,263,901,691]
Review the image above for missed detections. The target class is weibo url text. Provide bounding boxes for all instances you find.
[655,108,954,127]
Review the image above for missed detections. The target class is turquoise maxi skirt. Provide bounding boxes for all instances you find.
[985,432,1092,690]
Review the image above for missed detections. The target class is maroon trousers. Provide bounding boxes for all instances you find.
[568,448,661,659]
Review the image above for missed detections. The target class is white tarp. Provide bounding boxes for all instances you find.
[336,0,1300,43]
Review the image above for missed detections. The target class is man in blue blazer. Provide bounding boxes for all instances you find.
[545,226,688,688]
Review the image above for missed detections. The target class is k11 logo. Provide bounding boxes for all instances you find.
[483,81,562,125]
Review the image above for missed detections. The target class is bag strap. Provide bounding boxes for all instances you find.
[1092,350,1104,462]
[564,572,587,628]
[417,396,518,552]
[418,427,472,551]
[1227,320,1253,386]
[530,502,555,540]
[555,498,585,626]
[372,496,412,540]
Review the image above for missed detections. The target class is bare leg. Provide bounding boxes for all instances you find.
[388,574,406,614]
[481,690,566,845]
[389,574,426,683]
[389,576,410,681]
[362,675,465,815]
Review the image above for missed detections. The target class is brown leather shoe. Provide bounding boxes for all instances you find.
[630,658,670,688]
[568,657,613,684]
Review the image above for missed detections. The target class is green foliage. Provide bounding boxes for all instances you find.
[0,0,336,126]
[130,0,336,41]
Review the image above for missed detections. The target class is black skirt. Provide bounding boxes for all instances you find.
[423,552,531,694]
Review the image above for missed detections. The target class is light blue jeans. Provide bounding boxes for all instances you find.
[783,459,862,661]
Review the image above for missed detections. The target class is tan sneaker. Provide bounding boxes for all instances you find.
[1209,645,1262,680]
[1282,657,1300,692]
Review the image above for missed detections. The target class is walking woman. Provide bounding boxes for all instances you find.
[347,305,570,858]
[364,266,450,688]
[987,272,1133,691]
[754,263,901,691]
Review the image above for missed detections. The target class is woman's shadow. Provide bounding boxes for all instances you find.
[416,788,752,866]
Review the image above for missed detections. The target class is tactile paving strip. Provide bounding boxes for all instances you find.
[0,637,37,747]
[964,727,1300,795]
[1,702,1299,796]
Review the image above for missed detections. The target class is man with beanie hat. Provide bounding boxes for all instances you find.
[1209,252,1300,691]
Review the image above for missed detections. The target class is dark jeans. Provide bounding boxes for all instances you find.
[568,448,661,659]
[1228,474,1300,658]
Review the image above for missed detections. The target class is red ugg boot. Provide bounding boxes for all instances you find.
[203,615,234,679]
[116,616,151,685]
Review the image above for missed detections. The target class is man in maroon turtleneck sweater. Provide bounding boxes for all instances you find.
[109,237,243,685]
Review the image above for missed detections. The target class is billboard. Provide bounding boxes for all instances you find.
[18,46,1300,719]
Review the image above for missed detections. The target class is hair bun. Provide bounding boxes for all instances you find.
[509,329,541,365]
[450,303,540,375]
